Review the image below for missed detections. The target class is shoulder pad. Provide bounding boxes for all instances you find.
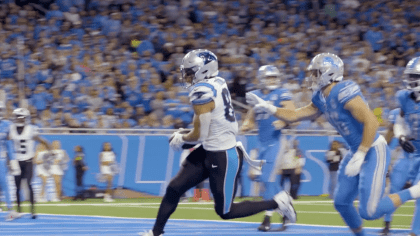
[189,83,217,105]
[337,81,361,104]
[396,90,410,108]
[388,108,401,124]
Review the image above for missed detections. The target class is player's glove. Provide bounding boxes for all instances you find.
[245,92,277,114]
[169,130,185,152]
[345,150,367,177]
[399,136,415,153]
[9,159,21,176]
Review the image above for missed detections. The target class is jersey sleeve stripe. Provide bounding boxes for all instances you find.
[338,84,361,103]
[194,83,217,97]
[191,97,213,105]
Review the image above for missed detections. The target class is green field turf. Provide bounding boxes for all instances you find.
[12,196,414,229]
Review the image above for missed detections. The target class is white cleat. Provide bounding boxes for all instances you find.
[38,198,48,203]
[138,230,163,236]
[5,211,21,221]
[51,198,60,202]
[273,191,297,223]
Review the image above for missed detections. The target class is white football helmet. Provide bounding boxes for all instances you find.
[0,101,5,120]
[404,57,420,101]
[307,53,344,91]
[258,65,281,90]
[180,49,218,88]
[13,108,30,127]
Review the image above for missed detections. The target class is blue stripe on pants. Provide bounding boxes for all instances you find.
[223,147,240,214]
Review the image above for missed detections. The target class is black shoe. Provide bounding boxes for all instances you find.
[257,215,271,232]
[277,216,289,231]
[31,214,37,219]
[379,222,390,235]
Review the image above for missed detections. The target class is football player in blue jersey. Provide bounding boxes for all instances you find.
[380,108,416,235]
[240,65,296,232]
[392,56,420,236]
[246,53,420,236]
[0,102,21,221]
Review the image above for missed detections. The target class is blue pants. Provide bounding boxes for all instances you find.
[0,159,12,210]
[329,171,338,199]
[410,158,420,235]
[334,139,391,230]
[258,139,284,201]
[384,157,415,222]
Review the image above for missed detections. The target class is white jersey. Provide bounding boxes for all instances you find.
[189,77,238,151]
[36,151,50,177]
[9,124,39,161]
[50,149,67,175]
[100,151,116,175]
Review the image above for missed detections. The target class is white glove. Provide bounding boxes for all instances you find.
[246,92,277,114]
[10,160,21,176]
[246,92,266,106]
[169,131,185,152]
[345,150,367,177]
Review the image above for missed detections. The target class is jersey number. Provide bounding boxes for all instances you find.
[222,88,235,122]
[17,139,28,155]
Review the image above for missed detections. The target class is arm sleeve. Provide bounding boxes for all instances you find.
[189,84,216,105]
[337,81,363,105]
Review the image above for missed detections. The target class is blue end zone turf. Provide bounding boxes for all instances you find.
[0,213,410,236]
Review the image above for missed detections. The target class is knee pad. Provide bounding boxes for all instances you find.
[358,207,375,220]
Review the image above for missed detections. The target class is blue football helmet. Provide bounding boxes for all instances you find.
[307,53,344,91]
[258,65,281,90]
[180,49,218,88]
[404,57,420,101]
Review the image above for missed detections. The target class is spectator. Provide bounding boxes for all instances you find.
[325,140,345,199]
[279,138,305,200]
[73,145,88,201]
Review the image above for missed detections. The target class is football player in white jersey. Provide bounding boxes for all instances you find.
[140,49,296,236]
[9,108,51,219]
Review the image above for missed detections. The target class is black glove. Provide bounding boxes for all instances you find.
[399,136,416,153]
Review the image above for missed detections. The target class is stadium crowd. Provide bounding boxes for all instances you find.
[0,0,419,130]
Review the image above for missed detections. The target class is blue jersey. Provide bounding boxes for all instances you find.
[252,88,292,144]
[312,80,379,152]
[0,120,12,160]
[396,90,420,150]
[388,108,401,124]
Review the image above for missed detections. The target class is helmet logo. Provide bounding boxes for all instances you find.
[197,52,217,65]
[323,57,338,68]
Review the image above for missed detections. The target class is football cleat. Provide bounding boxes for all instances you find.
[273,191,297,224]
[138,230,163,236]
[257,215,271,232]
[5,211,21,221]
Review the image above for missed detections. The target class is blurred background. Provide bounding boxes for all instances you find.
[1,0,417,132]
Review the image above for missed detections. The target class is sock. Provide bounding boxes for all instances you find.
[219,200,277,220]
[355,229,365,236]
[384,221,390,229]
[265,210,273,217]
[408,184,420,199]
